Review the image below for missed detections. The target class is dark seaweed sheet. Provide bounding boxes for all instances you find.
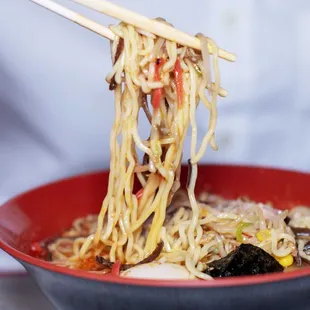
[204,244,284,278]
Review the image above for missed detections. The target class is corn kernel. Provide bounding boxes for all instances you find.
[256,229,271,242]
[200,209,208,217]
[275,254,294,267]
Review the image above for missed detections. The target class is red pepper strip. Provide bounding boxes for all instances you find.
[111,260,121,276]
[243,233,251,238]
[152,58,165,110]
[174,58,183,107]
[135,188,144,201]
[152,89,162,110]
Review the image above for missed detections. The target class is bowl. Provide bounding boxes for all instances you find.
[1,164,310,310]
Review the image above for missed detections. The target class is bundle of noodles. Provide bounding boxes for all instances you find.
[50,20,293,279]
[73,20,221,279]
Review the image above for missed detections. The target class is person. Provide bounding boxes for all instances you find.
[0,0,309,268]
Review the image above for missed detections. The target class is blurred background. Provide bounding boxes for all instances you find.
[0,0,310,271]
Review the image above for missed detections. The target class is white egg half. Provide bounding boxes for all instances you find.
[121,263,194,280]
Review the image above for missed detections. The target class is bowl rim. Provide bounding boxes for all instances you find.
[1,164,310,288]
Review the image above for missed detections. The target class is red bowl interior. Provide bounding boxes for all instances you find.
[1,164,310,287]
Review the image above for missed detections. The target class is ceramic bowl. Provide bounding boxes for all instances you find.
[1,165,310,310]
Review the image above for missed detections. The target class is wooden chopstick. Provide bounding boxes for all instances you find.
[30,0,230,97]
[71,0,236,62]
[31,0,116,40]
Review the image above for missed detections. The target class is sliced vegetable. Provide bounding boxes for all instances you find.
[96,240,164,272]
[111,260,121,276]
[152,88,162,110]
[174,58,184,107]
[121,240,164,270]
[95,256,113,269]
[152,58,165,110]
[236,222,252,242]
[295,242,303,267]
[303,241,310,255]
[291,227,310,240]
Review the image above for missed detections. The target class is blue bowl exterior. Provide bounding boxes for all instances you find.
[22,261,310,310]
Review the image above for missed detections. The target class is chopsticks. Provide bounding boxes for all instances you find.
[31,0,116,40]
[30,0,234,97]
[71,0,236,62]
[31,0,235,62]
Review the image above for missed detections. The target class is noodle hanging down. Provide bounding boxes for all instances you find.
[38,21,299,280]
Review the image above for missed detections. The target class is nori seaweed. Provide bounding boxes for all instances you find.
[204,244,284,278]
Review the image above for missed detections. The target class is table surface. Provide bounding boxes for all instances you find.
[0,275,55,310]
